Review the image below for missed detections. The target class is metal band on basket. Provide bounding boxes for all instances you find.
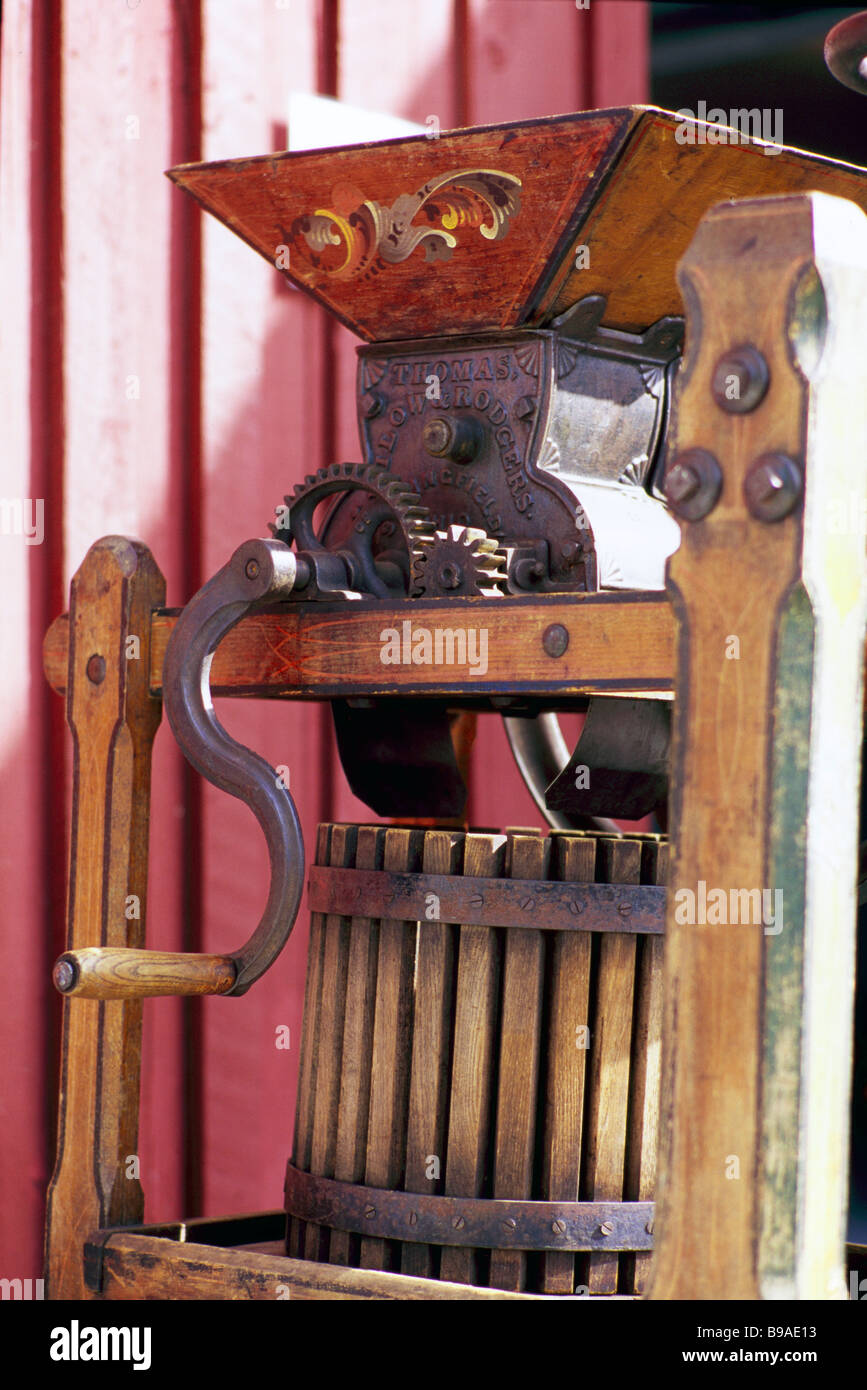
[285,1164,655,1252]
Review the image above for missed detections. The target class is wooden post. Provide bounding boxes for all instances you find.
[648,192,867,1300]
[44,538,165,1299]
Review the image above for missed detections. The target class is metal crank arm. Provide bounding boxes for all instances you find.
[54,538,307,1000]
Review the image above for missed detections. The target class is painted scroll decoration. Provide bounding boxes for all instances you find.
[286,168,522,282]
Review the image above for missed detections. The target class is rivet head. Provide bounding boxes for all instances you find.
[711,344,770,414]
[664,448,722,522]
[53,959,75,993]
[743,452,802,522]
[542,623,569,658]
[551,1219,567,1235]
[599,1221,614,1237]
[86,654,106,685]
[245,558,261,580]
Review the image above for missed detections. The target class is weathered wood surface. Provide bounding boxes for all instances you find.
[648,192,867,1301]
[44,539,165,1300]
[43,593,675,699]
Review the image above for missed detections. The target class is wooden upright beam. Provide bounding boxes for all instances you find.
[44,538,165,1299]
[649,193,867,1301]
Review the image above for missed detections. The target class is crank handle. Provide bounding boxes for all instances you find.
[53,538,307,1001]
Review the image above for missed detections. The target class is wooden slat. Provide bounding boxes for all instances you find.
[93,1233,548,1300]
[583,836,641,1294]
[623,837,666,1295]
[489,834,546,1291]
[288,823,331,1257]
[539,833,595,1295]
[303,824,358,1263]
[401,830,464,1279]
[45,540,165,1300]
[360,828,425,1271]
[42,593,676,698]
[439,834,506,1286]
[329,825,386,1268]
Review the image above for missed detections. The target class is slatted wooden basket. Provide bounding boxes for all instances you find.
[286,823,667,1297]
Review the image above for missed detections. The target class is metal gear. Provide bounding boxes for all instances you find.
[270,461,436,598]
[410,524,508,598]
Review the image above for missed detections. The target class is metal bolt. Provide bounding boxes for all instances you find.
[423,418,453,456]
[53,959,75,993]
[665,462,700,505]
[364,1204,376,1219]
[503,1218,517,1232]
[599,1222,614,1237]
[542,623,569,658]
[515,395,536,421]
[86,654,106,685]
[245,558,260,580]
[617,900,632,917]
[664,449,723,522]
[361,391,384,419]
[569,898,584,915]
[711,344,769,414]
[452,1215,465,1230]
[551,1219,567,1235]
[743,453,802,523]
[437,561,462,590]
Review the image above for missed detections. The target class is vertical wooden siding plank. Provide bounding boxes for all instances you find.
[198,0,325,1222]
[60,0,187,1230]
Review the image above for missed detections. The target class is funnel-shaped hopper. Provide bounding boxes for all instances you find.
[169,106,867,341]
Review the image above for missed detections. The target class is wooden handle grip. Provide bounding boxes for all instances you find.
[53,947,237,999]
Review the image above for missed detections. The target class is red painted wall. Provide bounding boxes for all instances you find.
[0,0,648,1276]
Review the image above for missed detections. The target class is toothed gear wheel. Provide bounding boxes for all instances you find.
[410,524,508,598]
[270,462,436,598]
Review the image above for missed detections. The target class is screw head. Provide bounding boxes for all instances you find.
[363,1205,376,1219]
[542,623,569,658]
[711,344,770,414]
[86,654,106,685]
[452,1215,466,1230]
[743,452,802,522]
[502,1217,517,1232]
[245,558,261,580]
[664,448,722,522]
[53,959,75,992]
[551,1219,567,1235]
[599,1221,614,1237]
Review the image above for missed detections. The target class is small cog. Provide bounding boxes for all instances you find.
[410,524,508,598]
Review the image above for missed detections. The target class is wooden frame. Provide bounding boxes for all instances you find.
[43,192,867,1300]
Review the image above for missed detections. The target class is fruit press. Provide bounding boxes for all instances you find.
[40,20,867,1302]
